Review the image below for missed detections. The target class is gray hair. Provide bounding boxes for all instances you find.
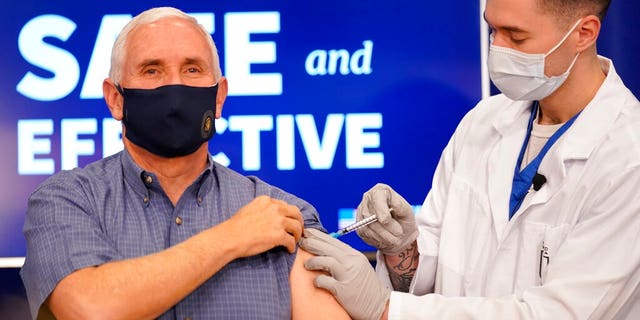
[108,7,222,84]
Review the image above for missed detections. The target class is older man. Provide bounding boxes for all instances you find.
[21,7,345,320]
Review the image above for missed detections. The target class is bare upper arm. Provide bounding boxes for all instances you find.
[290,248,351,320]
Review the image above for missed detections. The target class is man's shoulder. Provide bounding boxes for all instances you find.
[212,161,322,228]
[212,162,288,197]
[472,94,524,117]
[212,162,260,188]
[453,94,528,136]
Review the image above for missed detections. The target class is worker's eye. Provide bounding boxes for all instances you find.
[511,37,526,45]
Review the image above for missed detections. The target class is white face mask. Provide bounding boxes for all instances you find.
[488,19,582,101]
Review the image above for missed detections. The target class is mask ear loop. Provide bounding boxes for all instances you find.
[544,19,583,57]
[114,84,128,123]
[543,19,583,79]
[115,83,125,96]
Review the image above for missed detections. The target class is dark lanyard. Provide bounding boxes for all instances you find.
[509,102,581,219]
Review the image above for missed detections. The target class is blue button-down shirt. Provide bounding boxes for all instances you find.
[21,150,324,319]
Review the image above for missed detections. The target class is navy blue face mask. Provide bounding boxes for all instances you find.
[117,84,218,158]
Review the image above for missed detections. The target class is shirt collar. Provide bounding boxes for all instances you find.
[120,149,216,203]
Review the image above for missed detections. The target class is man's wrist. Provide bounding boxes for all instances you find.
[384,240,419,292]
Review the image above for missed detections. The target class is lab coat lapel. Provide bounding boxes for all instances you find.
[487,101,532,240]
[515,57,627,216]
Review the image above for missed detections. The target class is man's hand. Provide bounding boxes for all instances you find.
[356,183,418,255]
[220,195,304,257]
[299,228,390,320]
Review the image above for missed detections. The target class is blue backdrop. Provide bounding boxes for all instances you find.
[0,0,483,263]
[0,0,638,267]
[0,1,639,318]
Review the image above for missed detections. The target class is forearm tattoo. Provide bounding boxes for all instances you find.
[387,243,419,292]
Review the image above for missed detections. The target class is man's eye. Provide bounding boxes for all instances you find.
[187,67,200,73]
[144,69,158,75]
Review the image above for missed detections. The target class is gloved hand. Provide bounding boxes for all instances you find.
[299,228,390,320]
[356,183,418,255]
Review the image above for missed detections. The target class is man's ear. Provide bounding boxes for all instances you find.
[576,15,601,52]
[215,77,228,119]
[103,79,124,120]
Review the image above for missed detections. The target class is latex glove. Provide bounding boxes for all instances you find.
[356,183,418,255]
[299,228,390,320]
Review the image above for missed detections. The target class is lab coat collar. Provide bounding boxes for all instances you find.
[488,56,627,237]
[524,57,626,207]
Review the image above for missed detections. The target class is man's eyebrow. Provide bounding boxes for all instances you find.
[183,57,207,65]
[137,59,162,69]
[483,11,528,33]
[501,25,528,33]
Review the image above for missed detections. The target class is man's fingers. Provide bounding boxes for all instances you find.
[283,215,303,242]
[269,198,304,234]
[282,233,297,253]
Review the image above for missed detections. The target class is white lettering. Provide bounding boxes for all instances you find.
[328,49,350,75]
[61,119,97,170]
[305,50,327,76]
[276,115,295,170]
[228,115,274,170]
[345,113,383,169]
[102,118,122,157]
[296,114,344,169]
[16,113,385,176]
[305,40,374,76]
[211,117,230,166]
[350,40,373,75]
[225,12,281,95]
[18,119,54,175]
[80,15,132,99]
[189,13,215,34]
[17,15,80,101]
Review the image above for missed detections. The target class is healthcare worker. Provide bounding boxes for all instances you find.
[299,0,640,319]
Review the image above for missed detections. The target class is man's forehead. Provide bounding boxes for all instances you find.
[133,57,209,67]
[129,17,197,39]
[484,0,546,30]
[124,19,211,60]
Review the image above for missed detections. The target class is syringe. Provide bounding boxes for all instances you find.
[329,215,378,238]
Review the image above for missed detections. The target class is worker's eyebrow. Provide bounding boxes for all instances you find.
[483,11,528,33]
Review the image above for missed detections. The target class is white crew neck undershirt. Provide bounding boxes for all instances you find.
[521,113,564,170]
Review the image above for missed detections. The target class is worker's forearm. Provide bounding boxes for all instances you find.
[384,240,419,292]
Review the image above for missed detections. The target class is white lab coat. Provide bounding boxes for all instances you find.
[379,57,640,319]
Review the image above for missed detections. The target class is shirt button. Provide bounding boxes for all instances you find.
[144,175,153,185]
[184,317,192,320]
[175,216,183,225]
[197,197,203,204]
[143,197,149,204]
